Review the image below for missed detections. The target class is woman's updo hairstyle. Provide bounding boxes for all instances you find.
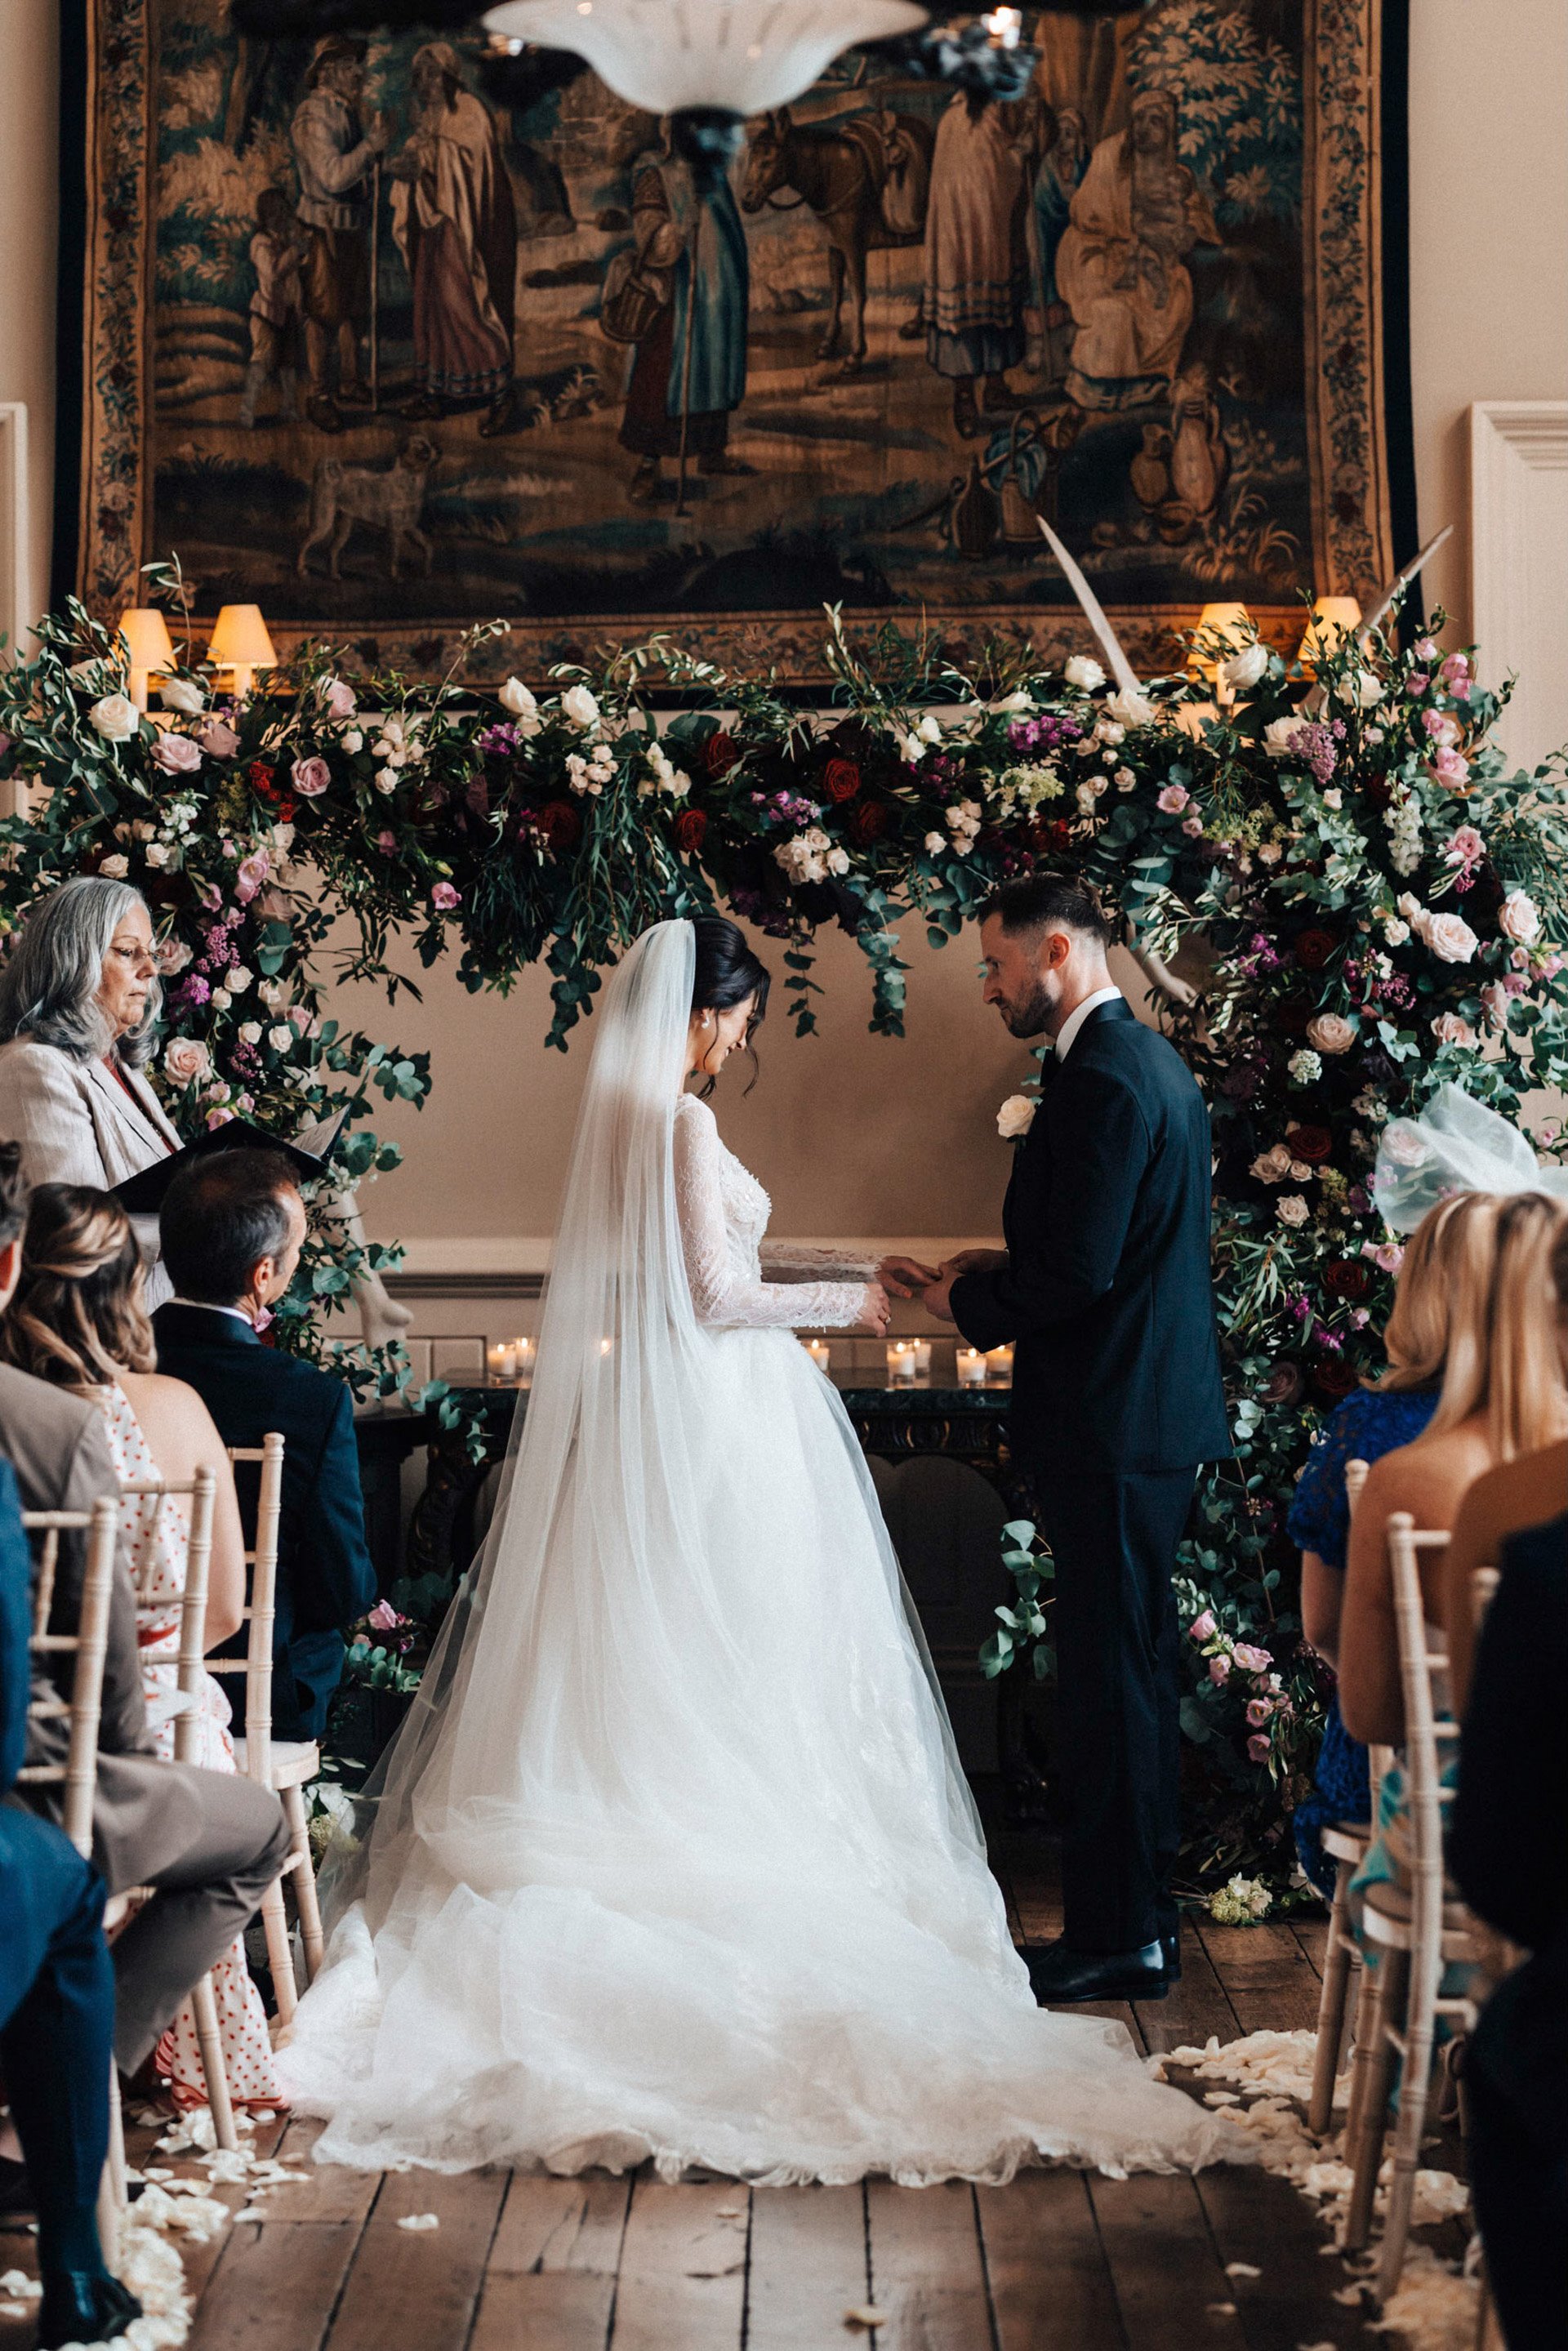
[689,916,769,1094]
[0,1183,154,1389]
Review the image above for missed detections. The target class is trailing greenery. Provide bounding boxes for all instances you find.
[2,581,1565,1896]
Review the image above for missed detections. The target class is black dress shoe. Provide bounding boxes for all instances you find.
[1023,1936,1169,2003]
[1161,1928,1182,1981]
[38,2268,142,2349]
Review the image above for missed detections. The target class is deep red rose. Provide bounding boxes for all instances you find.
[535,799,581,852]
[848,799,890,846]
[1322,1258,1373,1301]
[703,731,737,776]
[276,798,297,822]
[1294,928,1339,971]
[673,808,708,855]
[822,757,861,804]
[1260,1360,1306,1407]
[1286,1124,1334,1164]
[1275,995,1315,1037]
[248,762,276,799]
[1312,1358,1360,1400]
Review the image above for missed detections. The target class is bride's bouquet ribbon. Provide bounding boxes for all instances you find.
[1373,1083,1568,1235]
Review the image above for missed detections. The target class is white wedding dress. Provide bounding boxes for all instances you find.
[279,924,1236,2184]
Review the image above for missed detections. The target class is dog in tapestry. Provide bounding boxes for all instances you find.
[296,436,438,580]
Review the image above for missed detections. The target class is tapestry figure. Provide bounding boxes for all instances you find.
[389,41,520,438]
[288,34,388,434]
[619,131,751,505]
[922,91,1031,439]
[241,189,305,431]
[1028,105,1087,386]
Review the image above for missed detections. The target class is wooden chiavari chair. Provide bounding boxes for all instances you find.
[1342,1512,1482,2303]
[14,1496,124,2267]
[203,1436,323,2021]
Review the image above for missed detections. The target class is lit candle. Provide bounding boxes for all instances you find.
[983,6,1022,46]
[803,1338,831,1373]
[886,1340,918,1386]
[513,1337,536,1387]
[911,1339,933,1383]
[487,1343,517,1383]
[956,1347,987,1388]
[985,1345,1015,1384]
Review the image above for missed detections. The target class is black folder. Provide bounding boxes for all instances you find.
[112,1107,348,1217]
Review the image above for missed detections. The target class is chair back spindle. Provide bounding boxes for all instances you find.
[16,1499,119,1858]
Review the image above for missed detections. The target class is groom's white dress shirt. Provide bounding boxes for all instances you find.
[1054,986,1124,1062]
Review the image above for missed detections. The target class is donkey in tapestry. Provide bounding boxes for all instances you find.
[742,107,934,370]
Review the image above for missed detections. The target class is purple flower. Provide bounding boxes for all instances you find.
[173,974,212,1011]
[1290,720,1342,787]
[477,722,521,759]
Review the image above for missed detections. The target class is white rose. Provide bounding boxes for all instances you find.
[163,1038,211,1086]
[1276,1194,1310,1227]
[1381,916,1410,945]
[375,767,399,794]
[916,714,942,745]
[98,853,130,879]
[1430,1011,1477,1049]
[1306,1013,1356,1055]
[924,831,947,855]
[1334,669,1383,710]
[1105,688,1156,728]
[238,1021,263,1045]
[1263,718,1306,759]
[1287,1049,1322,1084]
[562,684,600,730]
[210,989,231,1013]
[1422,911,1479,964]
[268,1025,294,1052]
[88,693,140,743]
[1218,642,1269,692]
[826,846,850,875]
[144,842,171,869]
[1288,1159,1314,1182]
[226,965,252,992]
[341,728,363,755]
[158,679,206,715]
[1094,719,1125,746]
[1063,655,1105,692]
[1498,890,1540,946]
[1115,768,1136,792]
[996,1093,1036,1139]
[499,675,538,721]
[1321,788,1343,811]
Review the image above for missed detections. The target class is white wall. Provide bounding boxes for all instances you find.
[0,0,59,650]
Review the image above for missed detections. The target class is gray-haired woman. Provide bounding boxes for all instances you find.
[0,879,180,1272]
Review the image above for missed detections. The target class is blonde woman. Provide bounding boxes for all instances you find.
[1339,1190,1568,1744]
[0,1185,283,2115]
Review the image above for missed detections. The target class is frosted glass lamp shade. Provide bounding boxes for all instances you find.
[207,603,277,699]
[1298,595,1363,668]
[117,608,176,712]
[483,0,926,116]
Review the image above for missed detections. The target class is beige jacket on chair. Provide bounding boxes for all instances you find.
[0,1035,180,1304]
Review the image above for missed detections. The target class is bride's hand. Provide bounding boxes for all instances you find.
[877,1253,942,1298]
[856,1282,892,1336]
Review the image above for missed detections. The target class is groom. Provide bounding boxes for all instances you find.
[920,874,1230,2003]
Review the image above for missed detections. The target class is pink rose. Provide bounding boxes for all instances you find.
[291,755,331,798]
[1427,746,1470,790]
[1480,982,1509,1027]
[376,830,396,853]
[1414,638,1438,662]
[197,717,242,759]
[155,937,192,975]
[1422,710,1461,747]
[1232,1642,1272,1674]
[1245,1697,1276,1728]
[1405,673,1429,696]
[163,1037,212,1087]
[1440,650,1473,698]
[1208,1654,1232,1685]
[1247,1733,1272,1765]
[1182,814,1205,837]
[1541,954,1564,980]
[1306,1013,1355,1055]
[1361,1240,1405,1273]
[205,1106,237,1131]
[1443,826,1484,867]
[1429,1011,1477,1049]
[234,849,271,905]
[319,678,357,719]
[1156,784,1189,814]
[431,881,461,911]
[150,730,203,776]
[1187,1609,1217,1644]
[1497,890,1540,946]
[366,1598,403,1632]
[1421,910,1479,964]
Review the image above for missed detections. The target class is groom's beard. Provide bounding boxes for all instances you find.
[997,980,1055,1039]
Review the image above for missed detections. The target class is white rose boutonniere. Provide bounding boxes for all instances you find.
[996,1093,1036,1140]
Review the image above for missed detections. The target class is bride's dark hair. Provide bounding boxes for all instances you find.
[690,916,769,1094]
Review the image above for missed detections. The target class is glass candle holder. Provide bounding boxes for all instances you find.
[886,1340,918,1386]
[911,1338,933,1383]
[513,1337,537,1387]
[956,1347,987,1388]
[803,1338,831,1373]
[486,1343,518,1383]
[985,1344,1016,1384]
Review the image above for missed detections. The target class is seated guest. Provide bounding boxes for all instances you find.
[1286,1194,1475,1892]
[154,1147,377,1743]
[2,1178,283,2115]
[0,876,179,1306]
[0,1146,289,2114]
[0,1451,143,2349]
[1450,1510,1568,2351]
[1339,1191,1568,1744]
[1444,1215,1568,1716]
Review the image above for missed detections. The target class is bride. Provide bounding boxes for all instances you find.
[280,919,1236,2183]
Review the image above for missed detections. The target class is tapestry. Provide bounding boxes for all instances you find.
[62,0,1414,684]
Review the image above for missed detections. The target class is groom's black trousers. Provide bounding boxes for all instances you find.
[1033,1470,1195,1954]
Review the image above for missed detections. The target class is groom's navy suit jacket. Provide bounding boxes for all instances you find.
[950,999,1230,1479]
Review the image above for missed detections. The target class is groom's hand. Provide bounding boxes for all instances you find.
[945,1248,1007,1276]
[878,1253,941,1299]
[920,1262,960,1323]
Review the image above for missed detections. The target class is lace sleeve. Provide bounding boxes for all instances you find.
[673,1102,872,1331]
[1285,1390,1437,1571]
[760,1242,882,1282]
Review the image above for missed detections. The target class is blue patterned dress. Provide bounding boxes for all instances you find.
[1286,1387,1440,1895]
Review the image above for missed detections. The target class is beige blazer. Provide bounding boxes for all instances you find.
[0,1034,180,1192]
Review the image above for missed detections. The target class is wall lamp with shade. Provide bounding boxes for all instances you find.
[116,608,176,713]
[1192,602,1252,670]
[1298,594,1363,671]
[207,603,277,701]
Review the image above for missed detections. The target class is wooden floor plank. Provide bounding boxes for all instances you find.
[607,2177,749,2351]
[1291,1917,1330,1980]
[977,2171,1125,2351]
[187,2221,363,2351]
[1088,2173,1247,2351]
[486,2171,630,2275]
[866,2180,995,2351]
[1191,1922,1321,2033]
[247,2117,380,2226]
[1136,1919,1241,2058]
[747,2184,868,2347]
[324,2165,508,2351]
[469,2269,617,2351]
[1195,2166,1363,2351]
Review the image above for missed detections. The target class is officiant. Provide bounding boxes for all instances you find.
[0,877,179,1302]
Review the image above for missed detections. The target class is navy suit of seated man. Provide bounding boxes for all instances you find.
[152,1147,377,1742]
